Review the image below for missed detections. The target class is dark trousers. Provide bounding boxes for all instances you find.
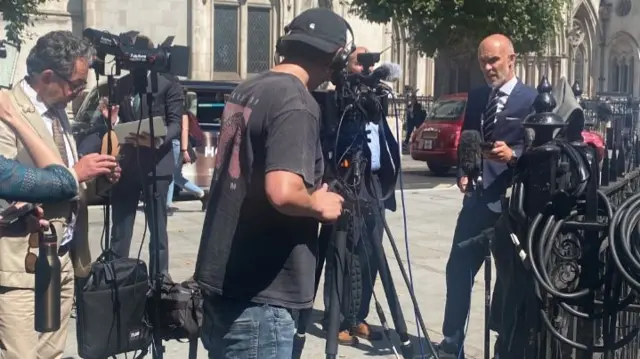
[404,124,415,145]
[110,172,171,275]
[442,201,500,339]
[322,174,385,326]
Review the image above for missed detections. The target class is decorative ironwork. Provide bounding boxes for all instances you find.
[247,7,271,74]
[214,5,239,73]
[567,19,585,47]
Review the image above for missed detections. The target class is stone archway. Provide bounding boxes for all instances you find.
[569,0,598,95]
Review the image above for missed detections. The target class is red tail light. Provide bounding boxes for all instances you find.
[451,129,461,147]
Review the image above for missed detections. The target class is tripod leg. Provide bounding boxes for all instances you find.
[484,246,492,359]
[367,230,416,358]
[326,218,348,359]
[381,220,439,358]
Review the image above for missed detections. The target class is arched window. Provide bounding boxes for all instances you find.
[608,34,636,94]
[213,0,275,79]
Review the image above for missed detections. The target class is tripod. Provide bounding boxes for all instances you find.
[132,69,165,359]
[294,151,440,359]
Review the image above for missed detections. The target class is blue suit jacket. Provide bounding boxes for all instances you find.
[457,80,537,206]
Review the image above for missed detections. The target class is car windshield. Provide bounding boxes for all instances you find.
[427,99,466,120]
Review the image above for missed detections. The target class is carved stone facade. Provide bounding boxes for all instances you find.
[433,0,601,98]
[0,0,435,96]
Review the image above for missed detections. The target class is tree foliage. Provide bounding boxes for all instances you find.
[349,0,569,56]
[1,0,49,45]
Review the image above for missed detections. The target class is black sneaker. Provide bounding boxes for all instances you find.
[200,191,210,212]
[437,339,463,358]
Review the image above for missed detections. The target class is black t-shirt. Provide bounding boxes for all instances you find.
[194,71,324,309]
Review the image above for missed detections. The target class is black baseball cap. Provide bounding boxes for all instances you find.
[280,8,348,54]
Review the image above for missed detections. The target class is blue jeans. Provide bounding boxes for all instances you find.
[167,139,204,207]
[201,296,295,359]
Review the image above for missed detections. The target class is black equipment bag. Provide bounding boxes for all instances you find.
[147,276,203,341]
[75,257,153,358]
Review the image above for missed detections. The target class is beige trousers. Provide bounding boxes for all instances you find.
[0,255,74,359]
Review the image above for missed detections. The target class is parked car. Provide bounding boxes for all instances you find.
[410,92,606,176]
[409,93,466,175]
[72,79,238,205]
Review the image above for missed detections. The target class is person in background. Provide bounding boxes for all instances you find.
[319,45,399,344]
[403,95,425,148]
[166,108,207,215]
[77,96,120,156]
[108,33,184,276]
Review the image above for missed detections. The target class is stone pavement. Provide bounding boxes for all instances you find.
[64,186,494,359]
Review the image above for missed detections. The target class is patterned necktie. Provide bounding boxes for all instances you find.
[49,110,70,166]
[482,90,505,141]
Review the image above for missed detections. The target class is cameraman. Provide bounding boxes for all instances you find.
[321,46,401,344]
[194,8,347,358]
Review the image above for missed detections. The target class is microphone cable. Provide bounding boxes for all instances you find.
[389,90,440,358]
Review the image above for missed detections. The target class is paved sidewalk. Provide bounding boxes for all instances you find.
[64,187,494,359]
[401,154,428,172]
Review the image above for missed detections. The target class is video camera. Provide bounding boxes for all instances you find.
[82,29,189,77]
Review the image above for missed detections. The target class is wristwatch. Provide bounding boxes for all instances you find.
[181,149,188,152]
[508,149,519,167]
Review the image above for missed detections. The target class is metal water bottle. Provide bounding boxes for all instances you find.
[34,227,61,332]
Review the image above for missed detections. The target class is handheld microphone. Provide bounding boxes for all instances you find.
[458,129,483,193]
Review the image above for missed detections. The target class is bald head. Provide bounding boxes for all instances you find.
[477,34,516,88]
[347,46,371,74]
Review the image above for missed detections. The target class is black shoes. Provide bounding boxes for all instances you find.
[200,191,209,212]
[437,339,464,358]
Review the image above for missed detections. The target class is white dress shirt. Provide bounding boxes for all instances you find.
[483,76,518,213]
[22,81,77,246]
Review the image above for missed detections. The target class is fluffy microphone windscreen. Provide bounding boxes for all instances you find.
[458,130,482,175]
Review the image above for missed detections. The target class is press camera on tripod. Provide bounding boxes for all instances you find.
[294,53,439,359]
[75,29,199,359]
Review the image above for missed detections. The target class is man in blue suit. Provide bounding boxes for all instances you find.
[438,34,537,356]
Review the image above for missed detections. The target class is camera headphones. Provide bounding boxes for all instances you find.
[275,19,355,72]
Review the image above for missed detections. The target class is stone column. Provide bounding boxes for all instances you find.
[553,58,561,87]
[189,0,213,80]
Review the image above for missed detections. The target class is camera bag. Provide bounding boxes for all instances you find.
[147,276,203,341]
[75,257,152,358]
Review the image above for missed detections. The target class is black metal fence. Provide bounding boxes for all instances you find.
[508,81,640,359]
[387,95,436,126]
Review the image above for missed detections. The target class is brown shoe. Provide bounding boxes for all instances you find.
[351,322,383,341]
[338,330,358,345]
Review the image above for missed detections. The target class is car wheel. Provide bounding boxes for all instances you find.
[427,163,451,176]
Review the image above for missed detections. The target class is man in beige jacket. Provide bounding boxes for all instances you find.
[0,31,119,359]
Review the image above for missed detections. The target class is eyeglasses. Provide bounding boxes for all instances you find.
[51,69,86,94]
[25,232,39,274]
[25,220,65,273]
